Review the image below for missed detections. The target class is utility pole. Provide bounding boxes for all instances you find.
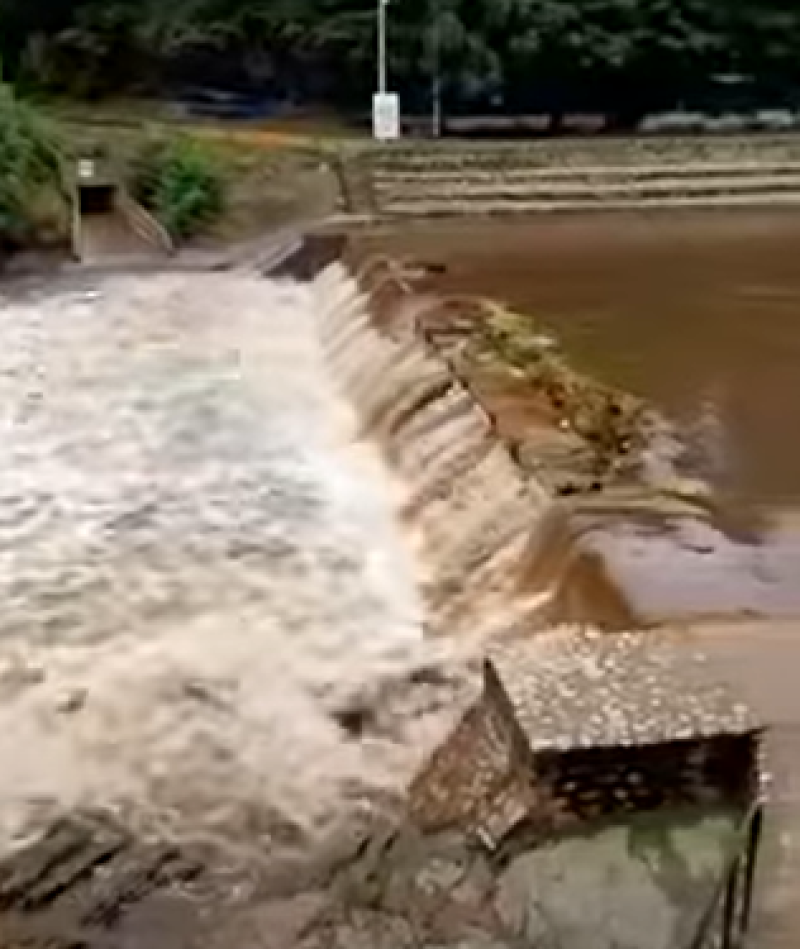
[430,0,442,137]
[378,0,388,95]
[373,0,400,140]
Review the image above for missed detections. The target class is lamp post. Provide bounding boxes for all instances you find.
[373,0,400,140]
[378,0,388,95]
[430,0,442,137]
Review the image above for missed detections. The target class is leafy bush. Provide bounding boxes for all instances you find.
[131,136,226,240]
[0,81,65,242]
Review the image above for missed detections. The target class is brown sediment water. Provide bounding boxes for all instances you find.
[349,211,800,624]
[351,211,800,508]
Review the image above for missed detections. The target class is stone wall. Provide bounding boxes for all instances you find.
[407,694,535,845]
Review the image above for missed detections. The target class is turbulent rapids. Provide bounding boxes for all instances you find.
[0,255,790,949]
[0,271,464,859]
[0,260,559,865]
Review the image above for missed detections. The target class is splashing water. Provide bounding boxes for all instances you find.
[0,273,465,859]
[315,267,554,641]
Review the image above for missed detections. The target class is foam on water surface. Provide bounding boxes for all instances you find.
[0,272,449,858]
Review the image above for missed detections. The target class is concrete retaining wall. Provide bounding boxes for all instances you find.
[343,136,800,218]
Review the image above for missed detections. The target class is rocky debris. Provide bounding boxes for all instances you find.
[0,802,749,949]
[408,295,650,490]
[0,810,205,949]
[204,892,330,949]
[302,805,742,949]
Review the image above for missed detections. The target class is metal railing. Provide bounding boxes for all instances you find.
[117,190,175,255]
[688,801,765,949]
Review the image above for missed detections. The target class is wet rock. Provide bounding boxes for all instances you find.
[328,910,416,949]
[426,933,509,949]
[55,688,88,714]
[425,854,500,943]
[416,854,468,897]
[0,661,46,698]
[209,892,330,949]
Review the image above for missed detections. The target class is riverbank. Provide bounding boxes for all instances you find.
[337,135,800,219]
[11,117,800,270]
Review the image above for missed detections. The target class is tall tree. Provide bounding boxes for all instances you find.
[2,0,800,111]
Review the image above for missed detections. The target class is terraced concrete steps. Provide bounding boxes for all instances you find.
[382,193,800,218]
[347,137,800,217]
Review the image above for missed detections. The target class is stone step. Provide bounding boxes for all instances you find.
[375,162,800,183]
[366,135,800,166]
[376,175,800,202]
[380,191,800,217]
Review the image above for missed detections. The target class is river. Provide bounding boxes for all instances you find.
[353,211,800,510]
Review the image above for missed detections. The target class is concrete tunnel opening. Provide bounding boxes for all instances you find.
[78,184,116,216]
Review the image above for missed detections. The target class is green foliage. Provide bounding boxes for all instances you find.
[3,0,800,112]
[0,80,65,241]
[131,135,225,239]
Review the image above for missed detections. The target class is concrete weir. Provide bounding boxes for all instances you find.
[312,262,553,642]
[307,254,799,947]
[311,258,800,631]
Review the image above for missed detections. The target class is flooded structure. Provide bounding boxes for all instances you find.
[404,630,763,949]
[71,149,173,263]
[0,233,783,949]
[410,631,760,845]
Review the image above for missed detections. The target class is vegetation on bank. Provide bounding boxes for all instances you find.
[0,79,66,248]
[2,0,800,121]
[0,86,243,252]
[461,301,647,487]
[130,135,226,239]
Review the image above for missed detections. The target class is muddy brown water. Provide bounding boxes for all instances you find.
[353,213,800,944]
[353,211,800,509]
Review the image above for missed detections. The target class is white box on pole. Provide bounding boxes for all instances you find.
[373,93,401,141]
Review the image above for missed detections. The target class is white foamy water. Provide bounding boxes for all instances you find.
[0,273,452,857]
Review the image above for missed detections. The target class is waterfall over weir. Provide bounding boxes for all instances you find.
[0,258,579,880]
[0,247,791,949]
[313,263,555,641]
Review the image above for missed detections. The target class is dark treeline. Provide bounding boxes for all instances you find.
[2,0,800,120]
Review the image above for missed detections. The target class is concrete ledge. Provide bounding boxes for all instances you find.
[312,255,800,635]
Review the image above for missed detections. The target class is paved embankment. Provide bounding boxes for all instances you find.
[340,136,800,218]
